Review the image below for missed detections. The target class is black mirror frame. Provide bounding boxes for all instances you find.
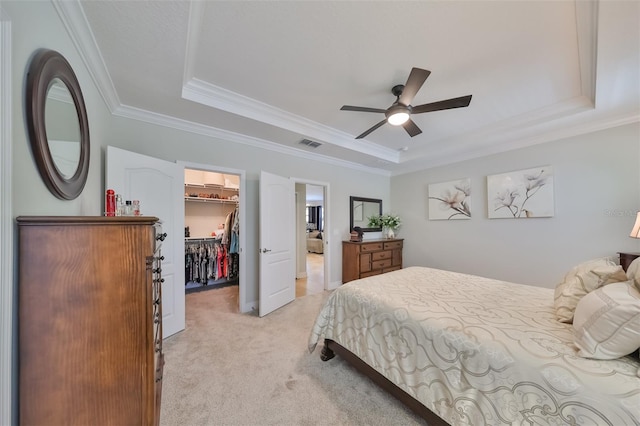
[350,196,382,233]
[26,49,90,200]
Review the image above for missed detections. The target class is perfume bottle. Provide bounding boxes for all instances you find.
[116,194,123,216]
[105,189,115,217]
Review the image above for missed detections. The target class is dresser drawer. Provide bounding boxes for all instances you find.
[371,250,391,261]
[360,242,384,252]
[384,240,403,250]
[371,258,392,269]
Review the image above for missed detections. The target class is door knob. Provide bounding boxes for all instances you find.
[261,248,272,253]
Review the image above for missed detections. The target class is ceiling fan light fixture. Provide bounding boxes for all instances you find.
[387,111,409,126]
[386,104,410,126]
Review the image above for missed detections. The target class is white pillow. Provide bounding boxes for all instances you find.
[554,258,628,323]
[625,257,640,290]
[573,281,640,359]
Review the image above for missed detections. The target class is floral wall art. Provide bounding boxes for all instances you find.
[487,166,554,219]
[428,178,471,220]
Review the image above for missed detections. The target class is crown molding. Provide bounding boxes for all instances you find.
[401,94,594,164]
[112,104,391,176]
[392,110,640,176]
[576,0,598,105]
[181,78,400,163]
[183,0,204,85]
[52,0,120,112]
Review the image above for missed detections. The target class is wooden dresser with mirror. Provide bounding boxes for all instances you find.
[17,216,164,425]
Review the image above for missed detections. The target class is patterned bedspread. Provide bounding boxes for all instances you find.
[309,267,640,425]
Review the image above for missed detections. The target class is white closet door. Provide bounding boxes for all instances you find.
[106,146,185,338]
[259,171,295,316]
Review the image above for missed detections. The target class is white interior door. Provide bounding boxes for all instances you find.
[106,146,185,338]
[259,171,295,316]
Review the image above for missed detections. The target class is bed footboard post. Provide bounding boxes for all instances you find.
[320,339,335,361]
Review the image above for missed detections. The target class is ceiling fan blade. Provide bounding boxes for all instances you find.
[398,68,431,106]
[403,119,422,137]
[340,105,387,113]
[355,119,387,139]
[412,95,472,114]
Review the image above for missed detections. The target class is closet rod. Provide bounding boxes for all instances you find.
[185,237,217,242]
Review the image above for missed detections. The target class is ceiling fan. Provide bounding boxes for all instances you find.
[340,67,472,139]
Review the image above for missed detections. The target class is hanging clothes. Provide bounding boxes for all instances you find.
[185,238,231,285]
[229,205,239,254]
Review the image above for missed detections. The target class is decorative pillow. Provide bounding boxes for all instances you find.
[626,257,640,290]
[573,281,640,359]
[554,258,627,323]
[308,231,320,239]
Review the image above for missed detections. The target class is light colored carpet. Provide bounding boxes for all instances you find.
[160,286,425,425]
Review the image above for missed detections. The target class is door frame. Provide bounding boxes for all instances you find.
[292,177,330,292]
[178,161,248,313]
[0,8,12,424]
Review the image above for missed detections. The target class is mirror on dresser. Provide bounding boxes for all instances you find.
[350,196,382,232]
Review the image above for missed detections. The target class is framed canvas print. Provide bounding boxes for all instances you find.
[428,178,471,220]
[487,166,554,219]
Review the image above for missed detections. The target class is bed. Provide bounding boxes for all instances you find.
[308,266,640,425]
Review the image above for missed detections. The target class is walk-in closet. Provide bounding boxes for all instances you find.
[184,169,240,293]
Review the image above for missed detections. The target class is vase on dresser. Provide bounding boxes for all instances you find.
[383,227,396,239]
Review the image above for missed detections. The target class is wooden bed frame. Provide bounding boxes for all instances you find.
[321,339,449,426]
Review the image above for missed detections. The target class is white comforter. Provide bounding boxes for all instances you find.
[309,267,640,425]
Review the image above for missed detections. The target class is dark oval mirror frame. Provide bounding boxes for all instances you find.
[350,196,382,233]
[26,49,90,200]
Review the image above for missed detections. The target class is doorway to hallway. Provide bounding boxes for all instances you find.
[296,253,324,297]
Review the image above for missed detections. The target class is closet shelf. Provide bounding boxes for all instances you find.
[185,196,238,205]
[185,183,238,192]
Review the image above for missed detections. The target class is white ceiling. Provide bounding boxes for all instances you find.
[64,0,639,176]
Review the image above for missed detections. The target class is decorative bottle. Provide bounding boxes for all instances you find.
[116,194,123,216]
[105,190,116,217]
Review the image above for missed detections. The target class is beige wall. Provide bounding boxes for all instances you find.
[391,122,640,287]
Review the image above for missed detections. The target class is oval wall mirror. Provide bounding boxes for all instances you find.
[26,49,90,200]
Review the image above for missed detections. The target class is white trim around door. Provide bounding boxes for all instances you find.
[0,7,13,425]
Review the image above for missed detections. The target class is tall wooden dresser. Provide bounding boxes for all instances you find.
[17,216,165,426]
[342,239,403,283]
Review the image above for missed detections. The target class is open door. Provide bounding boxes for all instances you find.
[259,171,295,316]
[106,146,185,338]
